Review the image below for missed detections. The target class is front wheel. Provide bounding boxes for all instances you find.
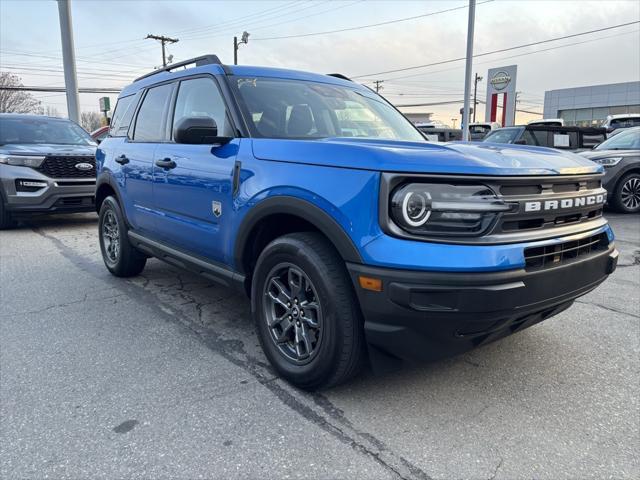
[612,172,640,213]
[98,196,147,277]
[251,232,365,390]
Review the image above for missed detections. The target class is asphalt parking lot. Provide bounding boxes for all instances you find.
[1,212,638,480]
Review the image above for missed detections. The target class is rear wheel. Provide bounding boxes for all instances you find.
[99,196,146,277]
[251,232,365,390]
[0,195,17,230]
[612,173,640,213]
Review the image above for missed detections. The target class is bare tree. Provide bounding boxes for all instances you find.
[0,72,41,113]
[80,111,102,132]
[44,106,60,117]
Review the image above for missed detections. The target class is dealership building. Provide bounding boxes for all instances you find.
[543,81,640,126]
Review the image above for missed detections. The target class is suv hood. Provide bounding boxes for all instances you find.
[252,138,603,176]
[0,143,97,156]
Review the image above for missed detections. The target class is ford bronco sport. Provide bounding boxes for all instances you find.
[96,55,618,389]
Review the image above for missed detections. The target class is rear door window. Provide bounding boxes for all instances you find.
[133,83,174,142]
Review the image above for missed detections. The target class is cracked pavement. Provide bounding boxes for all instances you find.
[1,212,638,479]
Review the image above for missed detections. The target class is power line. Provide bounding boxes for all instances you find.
[380,28,639,82]
[0,86,122,94]
[252,1,492,40]
[352,20,640,78]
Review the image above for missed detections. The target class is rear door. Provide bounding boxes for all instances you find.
[119,82,175,233]
[152,75,239,265]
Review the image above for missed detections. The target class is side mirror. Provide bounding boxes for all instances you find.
[513,139,527,145]
[174,116,232,145]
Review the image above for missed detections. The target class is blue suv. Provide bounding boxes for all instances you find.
[96,55,617,389]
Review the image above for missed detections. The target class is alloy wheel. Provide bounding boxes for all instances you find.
[621,177,640,211]
[263,263,323,364]
[102,209,120,263]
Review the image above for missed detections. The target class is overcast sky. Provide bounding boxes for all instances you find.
[1,0,639,125]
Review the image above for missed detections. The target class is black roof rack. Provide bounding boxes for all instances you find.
[134,54,223,82]
[327,73,352,81]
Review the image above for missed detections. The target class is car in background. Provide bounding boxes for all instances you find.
[0,114,97,229]
[527,118,564,127]
[483,125,606,151]
[580,126,640,213]
[91,125,109,144]
[417,126,462,142]
[601,114,640,136]
[468,122,501,140]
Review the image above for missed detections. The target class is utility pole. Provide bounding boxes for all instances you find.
[461,0,476,141]
[472,73,483,123]
[56,0,80,123]
[233,31,250,65]
[146,34,179,67]
[373,80,384,93]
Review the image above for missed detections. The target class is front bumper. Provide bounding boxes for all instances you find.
[348,243,618,371]
[1,164,95,214]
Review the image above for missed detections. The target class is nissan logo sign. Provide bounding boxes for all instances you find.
[74,162,93,171]
[490,71,511,91]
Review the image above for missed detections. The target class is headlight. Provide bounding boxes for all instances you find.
[0,154,46,167]
[591,156,622,167]
[390,183,512,237]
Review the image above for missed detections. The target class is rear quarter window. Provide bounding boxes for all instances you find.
[109,92,141,137]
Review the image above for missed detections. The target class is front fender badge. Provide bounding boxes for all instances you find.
[212,201,222,218]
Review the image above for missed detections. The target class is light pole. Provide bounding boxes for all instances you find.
[461,0,476,141]
[56,0,80,123]
[233,31,250,65]
[473,73,483,123]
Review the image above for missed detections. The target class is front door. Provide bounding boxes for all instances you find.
[152,76,239,265]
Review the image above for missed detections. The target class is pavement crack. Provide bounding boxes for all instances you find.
[575,299,640,319]
[487,457,504,480]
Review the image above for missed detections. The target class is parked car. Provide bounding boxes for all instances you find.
[96,55,617,389]
[0,114,97,229]
[483,125,606,151]
[91,125,110,144]
[601,113,640,135]
[468,122,501,140]
[417,126,462,142]
[580,126,640,213]
[527,118,564,127]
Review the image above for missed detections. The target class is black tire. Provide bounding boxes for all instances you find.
[251,232,365,390]
[0,194,17,230]
[612,172,640,213]
[98,196,146,277]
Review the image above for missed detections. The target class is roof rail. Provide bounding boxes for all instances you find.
[327,73,352,81]
[134,54,223,82]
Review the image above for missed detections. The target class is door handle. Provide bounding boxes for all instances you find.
[155,158,177,170]
[115,154,129,165]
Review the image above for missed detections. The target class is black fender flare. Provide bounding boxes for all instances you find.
[95,172,125,216]
[234,196,363,274]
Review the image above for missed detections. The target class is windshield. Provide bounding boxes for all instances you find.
[482,128,522,144]
[0,116,96,146]
[233,77,425,142]
[595,127,640,150]
[609,117,640,129]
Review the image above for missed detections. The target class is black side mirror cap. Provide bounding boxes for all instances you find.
[513,139,527,145]
[174,116,232,145]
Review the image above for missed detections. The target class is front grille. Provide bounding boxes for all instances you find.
[35,155,96,178]
[493,175,605,235]
[524,232,609,271]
